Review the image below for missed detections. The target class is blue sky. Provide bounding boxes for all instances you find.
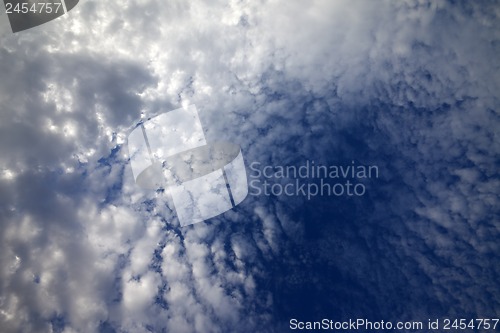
[0,0,498,332]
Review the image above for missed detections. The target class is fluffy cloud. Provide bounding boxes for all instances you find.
[0,0,498,332]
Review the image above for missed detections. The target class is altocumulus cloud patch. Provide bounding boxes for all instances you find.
[0,1,498,333]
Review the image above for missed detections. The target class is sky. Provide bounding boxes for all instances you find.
[0,0,499,332]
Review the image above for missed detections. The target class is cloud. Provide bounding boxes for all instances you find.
[0,0,498,332]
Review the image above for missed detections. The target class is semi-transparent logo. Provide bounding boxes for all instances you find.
[3,0,79,33]
[127,105,248,226]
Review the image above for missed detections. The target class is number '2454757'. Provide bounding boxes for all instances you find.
[5,2,63,14]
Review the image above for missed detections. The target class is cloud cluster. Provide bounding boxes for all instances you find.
[0,0,498,332]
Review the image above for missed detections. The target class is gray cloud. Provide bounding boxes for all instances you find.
[0,0,498,332]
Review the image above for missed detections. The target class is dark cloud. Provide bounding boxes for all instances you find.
[0,0,498,332]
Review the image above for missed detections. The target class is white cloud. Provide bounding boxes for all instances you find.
[0,0,498,331]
